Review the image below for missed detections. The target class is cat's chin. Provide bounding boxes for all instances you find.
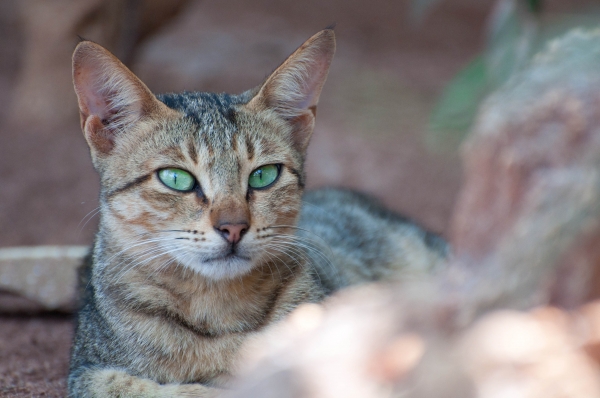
[182,254,255,280]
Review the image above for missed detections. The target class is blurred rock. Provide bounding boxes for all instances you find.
[450,29,600,311]
[0,246,87,312]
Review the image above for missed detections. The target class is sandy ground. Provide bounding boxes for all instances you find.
[0,0,498,395]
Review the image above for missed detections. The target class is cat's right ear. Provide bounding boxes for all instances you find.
[72,41,164,156]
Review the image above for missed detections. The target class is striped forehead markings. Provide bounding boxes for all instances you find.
[231,135,238,151]
[158,147,187,162]
[187,139,198,164]
[245,136,255,161]
[199,130,214,159]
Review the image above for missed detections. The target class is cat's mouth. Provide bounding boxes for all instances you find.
[174,246,254,279]
[192,251,254,280]
[204,244,252,263]
[206,252,251,263]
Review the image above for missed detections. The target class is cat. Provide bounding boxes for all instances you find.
[68,29,447,397]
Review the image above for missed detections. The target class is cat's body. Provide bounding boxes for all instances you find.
[68,30,446,397]
[299,189,447,294]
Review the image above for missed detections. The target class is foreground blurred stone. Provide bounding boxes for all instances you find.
[230,292,600,398]
[228,285,473,398]
[0,246,87,312]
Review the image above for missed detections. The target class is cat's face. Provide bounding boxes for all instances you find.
[73,30,335,279]
[98,95,306,279]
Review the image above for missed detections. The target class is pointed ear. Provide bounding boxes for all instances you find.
[246,29,335,152]
[72,41,165,156]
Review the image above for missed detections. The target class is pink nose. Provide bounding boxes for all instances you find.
[216,223,248,244]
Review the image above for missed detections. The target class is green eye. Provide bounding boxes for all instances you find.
[158,168,196,192]
[248,164,280,189]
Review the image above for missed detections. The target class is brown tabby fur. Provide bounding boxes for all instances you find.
[68,30,447,397]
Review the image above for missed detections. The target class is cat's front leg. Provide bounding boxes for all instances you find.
[69,368,221,398]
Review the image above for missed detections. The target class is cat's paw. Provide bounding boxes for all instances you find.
[162,383,221,398]
[76,368,221,398]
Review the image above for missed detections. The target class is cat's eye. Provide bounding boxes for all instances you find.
[248,164,280,189]
[158,168,196,192]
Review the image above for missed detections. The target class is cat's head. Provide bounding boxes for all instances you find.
[72,30,335,280]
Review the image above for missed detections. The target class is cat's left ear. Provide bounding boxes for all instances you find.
[246,29,336,152]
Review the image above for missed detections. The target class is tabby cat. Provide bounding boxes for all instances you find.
[68,29,447,397]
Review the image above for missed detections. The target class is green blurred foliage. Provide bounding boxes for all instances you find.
[428,56,487,147]
[527,0,542,13]
[428,0,540,150]
[410,0,443,21]
[417,0,600,150]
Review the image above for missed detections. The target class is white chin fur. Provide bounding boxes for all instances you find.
[181,255,255,280]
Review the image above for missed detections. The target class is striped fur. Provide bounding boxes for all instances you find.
[68,30,447,397]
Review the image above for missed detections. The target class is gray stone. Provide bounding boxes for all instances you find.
[0,246,88,311]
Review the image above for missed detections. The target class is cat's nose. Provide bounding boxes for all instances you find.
[215,223,249,244]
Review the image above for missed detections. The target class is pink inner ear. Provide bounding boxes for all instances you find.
[75,67,111,120]
[85,88,111,121]
[296,82,318,111]
[295,59,330,111]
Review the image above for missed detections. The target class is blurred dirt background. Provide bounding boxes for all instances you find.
[0,0,595,396]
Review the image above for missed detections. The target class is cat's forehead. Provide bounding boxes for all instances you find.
[147,90,293,173]
[158,91,249,146]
